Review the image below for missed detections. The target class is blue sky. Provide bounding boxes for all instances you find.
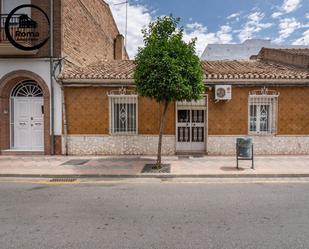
[108,0,309,58]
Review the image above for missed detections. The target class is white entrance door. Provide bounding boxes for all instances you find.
[191,109,206,151]
[176,108,206,153]
[13,97,44,151]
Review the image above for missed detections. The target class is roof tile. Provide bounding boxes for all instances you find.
[59,59,309,82]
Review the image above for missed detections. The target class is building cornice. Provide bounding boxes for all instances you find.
[61,78,309,87]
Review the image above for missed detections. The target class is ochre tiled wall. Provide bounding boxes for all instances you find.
[277,87,309,134]
[65,87,109,134]
[65,87,175,135]
[208,87,248,135]
[138,97,175,135]
[65,86,309,136]
[208,86,309,135]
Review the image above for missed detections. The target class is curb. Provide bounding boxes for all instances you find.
[1,173,309,179]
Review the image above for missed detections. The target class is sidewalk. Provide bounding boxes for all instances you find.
[0,155,309,178]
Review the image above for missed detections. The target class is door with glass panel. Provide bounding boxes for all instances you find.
[176,108,206,153]
[11,81,44,151]
[191,109,205,151]
[13,97,44,150]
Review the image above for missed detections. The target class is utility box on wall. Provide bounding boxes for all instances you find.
[215,85,232,101]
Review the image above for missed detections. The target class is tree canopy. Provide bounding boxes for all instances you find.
[134,15,204,103]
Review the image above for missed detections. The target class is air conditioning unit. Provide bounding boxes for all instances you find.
[215,85,232,101]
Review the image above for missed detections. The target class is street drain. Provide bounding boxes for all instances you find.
[50,178,77,183]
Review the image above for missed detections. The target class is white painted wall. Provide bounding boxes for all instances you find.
[0,59,50,85]
[0,59,62,136]
[201,39,309,60]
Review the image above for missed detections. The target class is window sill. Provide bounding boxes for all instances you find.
[110,133,138,136]
[248,133,277,137]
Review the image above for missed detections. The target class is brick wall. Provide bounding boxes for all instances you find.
[62,0,128,65]
[53,0,62,57]
[54,135,62,155]
[259,48,309,69]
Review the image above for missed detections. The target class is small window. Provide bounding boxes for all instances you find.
[248,88,279,135]
[109,93,138,135]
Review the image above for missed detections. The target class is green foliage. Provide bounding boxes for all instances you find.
[134,15,204,103]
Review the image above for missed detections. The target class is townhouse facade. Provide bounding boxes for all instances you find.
[0,0,127,155]
[60,48,309,156]
[1,0,308,157]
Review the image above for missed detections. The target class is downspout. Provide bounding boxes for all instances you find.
[49,0,55,155]
[50,0,68,156]
[52,59,68,156]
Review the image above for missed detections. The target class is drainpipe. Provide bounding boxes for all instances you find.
[52,57,68,156]
[49,0,55,155]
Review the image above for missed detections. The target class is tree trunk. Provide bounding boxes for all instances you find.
[156,100,169,169]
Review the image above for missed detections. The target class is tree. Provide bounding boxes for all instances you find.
[134,15,204,168]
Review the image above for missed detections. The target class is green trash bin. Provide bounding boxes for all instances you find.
[237,138,252,158]
[236,138,254,169]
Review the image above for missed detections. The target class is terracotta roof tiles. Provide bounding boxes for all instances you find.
[202,60,309,80]
[60,60,135,80]
[60,59,309,82]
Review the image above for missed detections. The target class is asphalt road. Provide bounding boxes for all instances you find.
[0,178,309,249]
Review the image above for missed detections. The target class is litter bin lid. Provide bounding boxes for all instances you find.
[237,138,252,148]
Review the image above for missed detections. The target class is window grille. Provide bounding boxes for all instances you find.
[108,88,138,135]
[248,87,279,136]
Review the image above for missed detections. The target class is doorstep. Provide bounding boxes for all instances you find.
[0,150,44,156]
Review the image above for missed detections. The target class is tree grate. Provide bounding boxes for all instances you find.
[142,164,171,173]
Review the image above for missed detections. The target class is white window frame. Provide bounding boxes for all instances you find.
[108,89,138,135]
[248,88,279,136]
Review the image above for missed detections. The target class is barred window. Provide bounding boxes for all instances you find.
[248,88,279,135]
[109,93,138,134]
